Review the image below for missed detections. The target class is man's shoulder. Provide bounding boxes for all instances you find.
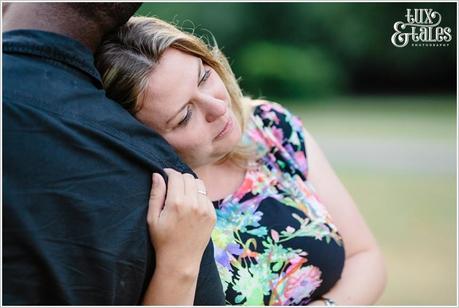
[3,29,102,86]
[3,52,188,173]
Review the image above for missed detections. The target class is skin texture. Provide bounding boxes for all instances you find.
[137,47,387,305]
[136,48,242,170]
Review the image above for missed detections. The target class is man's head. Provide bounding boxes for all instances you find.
[64,3,142,34]
[2,3,142,51]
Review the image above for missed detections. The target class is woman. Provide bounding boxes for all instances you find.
[96,16,386,306]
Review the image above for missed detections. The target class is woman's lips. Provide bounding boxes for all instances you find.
[214,116,234,141]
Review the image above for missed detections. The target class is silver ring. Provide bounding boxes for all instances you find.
[197,189,207,196]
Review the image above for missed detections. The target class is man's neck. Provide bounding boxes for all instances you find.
[2,3,102,52]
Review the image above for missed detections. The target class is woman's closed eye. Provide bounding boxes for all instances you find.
[177,105,193,127]
[176,68,211,128]
[198,69,211,87]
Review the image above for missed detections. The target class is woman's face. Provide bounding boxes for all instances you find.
[136,48,242,169]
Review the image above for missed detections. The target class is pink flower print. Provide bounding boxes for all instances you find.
[260,106,280,124]
[271,229,280,242]
[285,255,307,275]
[269,256,308,305]
[271,126,284,143]
[294,151,308,174]
[234,177,254,199]
[284,265,322,305]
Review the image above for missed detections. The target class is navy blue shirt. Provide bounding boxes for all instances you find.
[2,30,224,305]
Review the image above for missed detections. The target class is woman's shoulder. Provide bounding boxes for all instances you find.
[248,99,304,138]
[249,99,298,123]
[245,98,309,178]
[249,99,287,114]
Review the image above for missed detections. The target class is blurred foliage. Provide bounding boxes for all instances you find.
[238,42,346,100]
[136,3,456,100]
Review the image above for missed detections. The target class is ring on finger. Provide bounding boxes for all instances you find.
[197,189,207,196]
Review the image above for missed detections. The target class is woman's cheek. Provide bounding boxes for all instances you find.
[172,137,203,157]
[176,143,207,167]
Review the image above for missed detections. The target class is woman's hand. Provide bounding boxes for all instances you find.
[147,168,217,276]
[142,169,216,305]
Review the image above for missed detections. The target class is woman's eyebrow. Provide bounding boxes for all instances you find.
[165,58,202,126]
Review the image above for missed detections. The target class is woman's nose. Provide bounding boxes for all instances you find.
[202,98,227,123]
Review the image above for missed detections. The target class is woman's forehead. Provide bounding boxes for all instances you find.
[147,49,199,99]
[141,49,200,123]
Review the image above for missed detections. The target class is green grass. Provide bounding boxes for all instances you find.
[283,95,457,305]
[285,95,456,141]
[342,171,456,305]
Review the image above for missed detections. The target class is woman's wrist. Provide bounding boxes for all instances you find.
[142,262,200,305]
[154,260,200,282]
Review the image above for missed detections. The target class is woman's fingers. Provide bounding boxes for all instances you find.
[183,172,198,206]
[147,169,216,269]
[164,168,185,210]
[196,179,216,221]
[147,173,166,223]
[195,179,207,199]
[161,169,214,219]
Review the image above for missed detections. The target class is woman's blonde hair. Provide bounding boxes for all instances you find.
[96,16,254,167]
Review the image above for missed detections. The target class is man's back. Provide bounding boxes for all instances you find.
[2,29,224,305]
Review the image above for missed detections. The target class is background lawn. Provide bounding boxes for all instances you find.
[284,95,456,305]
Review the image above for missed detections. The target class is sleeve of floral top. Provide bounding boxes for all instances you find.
[251,101,309,180]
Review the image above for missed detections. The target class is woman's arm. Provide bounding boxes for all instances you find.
[304,129,387,305]
[142,169,217,305]
[141,263,199,305]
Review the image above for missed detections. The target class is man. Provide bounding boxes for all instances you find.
[2,3,224,305]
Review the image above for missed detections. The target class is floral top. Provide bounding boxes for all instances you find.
[211,102,345,305]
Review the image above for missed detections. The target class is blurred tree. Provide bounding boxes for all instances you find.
[236,42,345,99]
[136,3,456,100]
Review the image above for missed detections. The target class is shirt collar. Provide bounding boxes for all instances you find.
[3,29,103,87]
